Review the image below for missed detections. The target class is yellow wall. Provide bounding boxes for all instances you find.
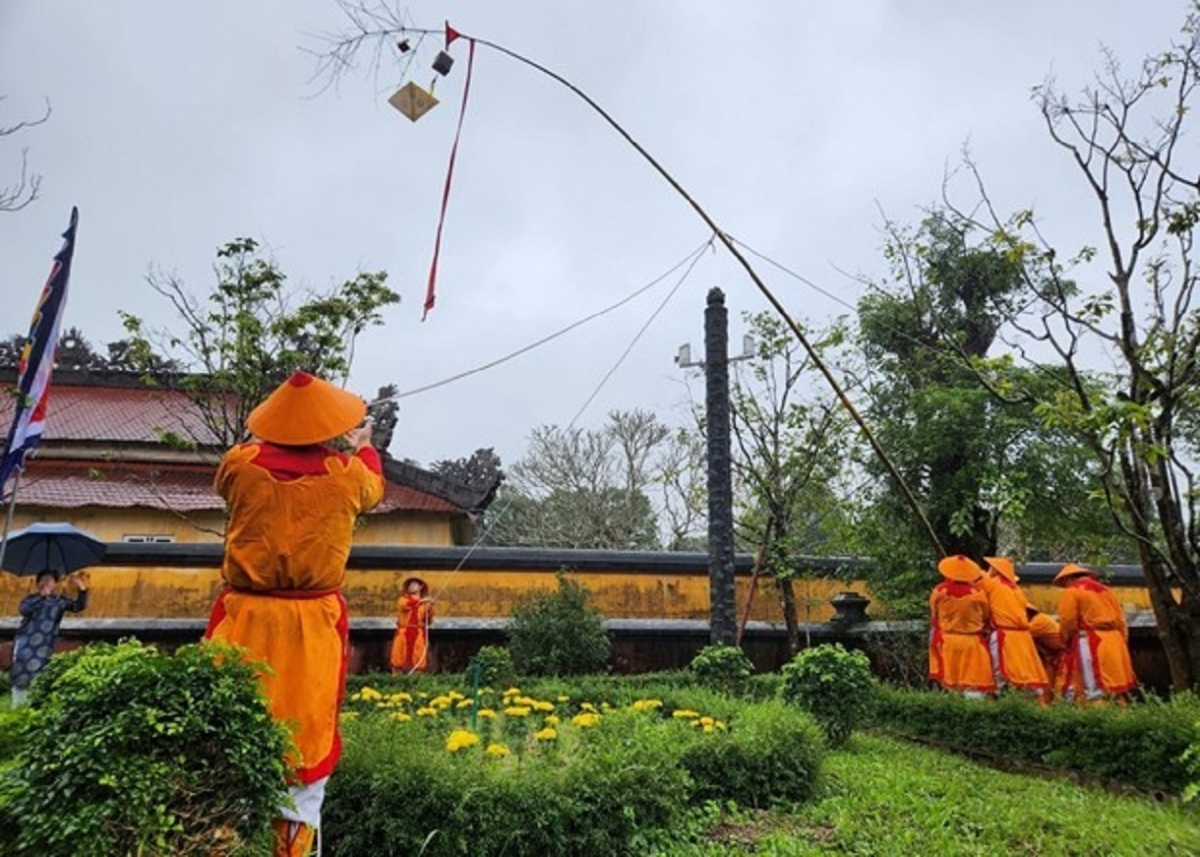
[0,503,1160,622]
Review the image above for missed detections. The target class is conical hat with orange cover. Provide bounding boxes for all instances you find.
[246,371,367,446]
[985,556,1018,583]
[937,555,983,583]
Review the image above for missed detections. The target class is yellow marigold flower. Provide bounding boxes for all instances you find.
[571,712,601,728]
[416,707,438,717]
[391,692,413,703]
[544,715,560,727]
[702,724,715,733]
[417,692,429,699]
[391,712,412,723]
[715,721,728,731]
[580,702,598,713]
[431,695,453,709]
[445,729,481,753]
[690,719,703,728]
[448,691,465,701]
[349,691,362,702]
[532,700,554,712]
[339,710,359,720]
[503,687,522,696]
[456,699,475,710]
[631,699,664,712]
[504,706,531,718]
[514,696,537,707]
[699,716,714,727]
[556,695,570,702]
[534,727,557,741]
[485,743,511,757]
[672,709,701,720]
[359,687,383,701]
[478,709,497,719]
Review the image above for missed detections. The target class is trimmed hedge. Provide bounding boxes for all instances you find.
[873,686,1200,795]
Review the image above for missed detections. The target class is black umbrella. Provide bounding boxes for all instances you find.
[0,522,107,578]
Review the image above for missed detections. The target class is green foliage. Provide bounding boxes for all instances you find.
[1185,718,1200,803]
[873,686,1200,795]
[467,645,516,689]
[326,679,824,855]
[780,644,877,747]
[119,236,400,448]
[507,573,611,676]
[688,644,754,693]
[1,640,290,856]
[679,699,824,808]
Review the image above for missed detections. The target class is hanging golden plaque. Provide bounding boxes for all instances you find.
[388,81,439,122]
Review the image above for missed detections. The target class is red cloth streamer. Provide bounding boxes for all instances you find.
[423,35,476,320]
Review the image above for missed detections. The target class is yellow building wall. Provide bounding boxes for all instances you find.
[0,506,456,619]
[0,502,1160,623]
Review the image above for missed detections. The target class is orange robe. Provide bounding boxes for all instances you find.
[390,594,434,672]
[1028,612,1066,697]
[929,580,996,694]
[981,576,1049,691]
[204,442,384,784]
[1057,577,1137,701]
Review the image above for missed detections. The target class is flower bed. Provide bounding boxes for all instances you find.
[325,679,824,855]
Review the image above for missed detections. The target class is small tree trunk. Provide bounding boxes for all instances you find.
[779,575,800,656]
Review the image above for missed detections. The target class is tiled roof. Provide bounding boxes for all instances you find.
[14,461,458,515]
[0,384,222,446]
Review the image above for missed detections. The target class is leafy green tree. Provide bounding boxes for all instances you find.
[118,237,399,449]
[851,213,1123,613]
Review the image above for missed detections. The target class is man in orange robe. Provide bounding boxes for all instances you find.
[1026,605,1066,703]
[1053,563,1138,705]
[929,555,996,698]
[981,557,1050,698]
[204,371,384,857]
[390,576,434,673]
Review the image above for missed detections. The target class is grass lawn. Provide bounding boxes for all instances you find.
[662,734,1199,856]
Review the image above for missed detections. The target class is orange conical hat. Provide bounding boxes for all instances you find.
[937,555,983,583]
[985,556,1018,583]
[1052,563,1097,586]
[246,371,367,446]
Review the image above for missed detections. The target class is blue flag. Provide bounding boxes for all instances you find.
[0,207,79,497]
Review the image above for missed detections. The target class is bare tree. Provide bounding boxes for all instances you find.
[1,96,50,212]
[948,6,1200,688]
[487,409,681,550]
[728,312,852,653]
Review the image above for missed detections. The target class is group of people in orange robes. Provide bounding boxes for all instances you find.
[929,555,1138,705]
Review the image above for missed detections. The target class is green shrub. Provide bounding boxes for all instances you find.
[325,708,693,855]
[467,645,516,689]
[679,699,824,808]
[1186,718,1200,803]
[325,679,825,854]
[507,572,611,676]
[781,643,877,747]
[688,644,754,692]
[2,639,290,856]
[873,686,1200,795]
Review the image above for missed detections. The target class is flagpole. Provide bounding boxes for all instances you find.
[0,468,23,572]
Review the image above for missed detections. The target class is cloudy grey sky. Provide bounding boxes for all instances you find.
[0,1,1188,469]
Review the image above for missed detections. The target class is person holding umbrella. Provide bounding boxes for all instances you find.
[2,521,104,706]
[11,569,88,706]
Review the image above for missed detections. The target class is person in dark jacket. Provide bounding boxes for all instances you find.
[11,570,88,705]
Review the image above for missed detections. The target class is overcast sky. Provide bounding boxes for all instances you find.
[0,1,1190,469]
